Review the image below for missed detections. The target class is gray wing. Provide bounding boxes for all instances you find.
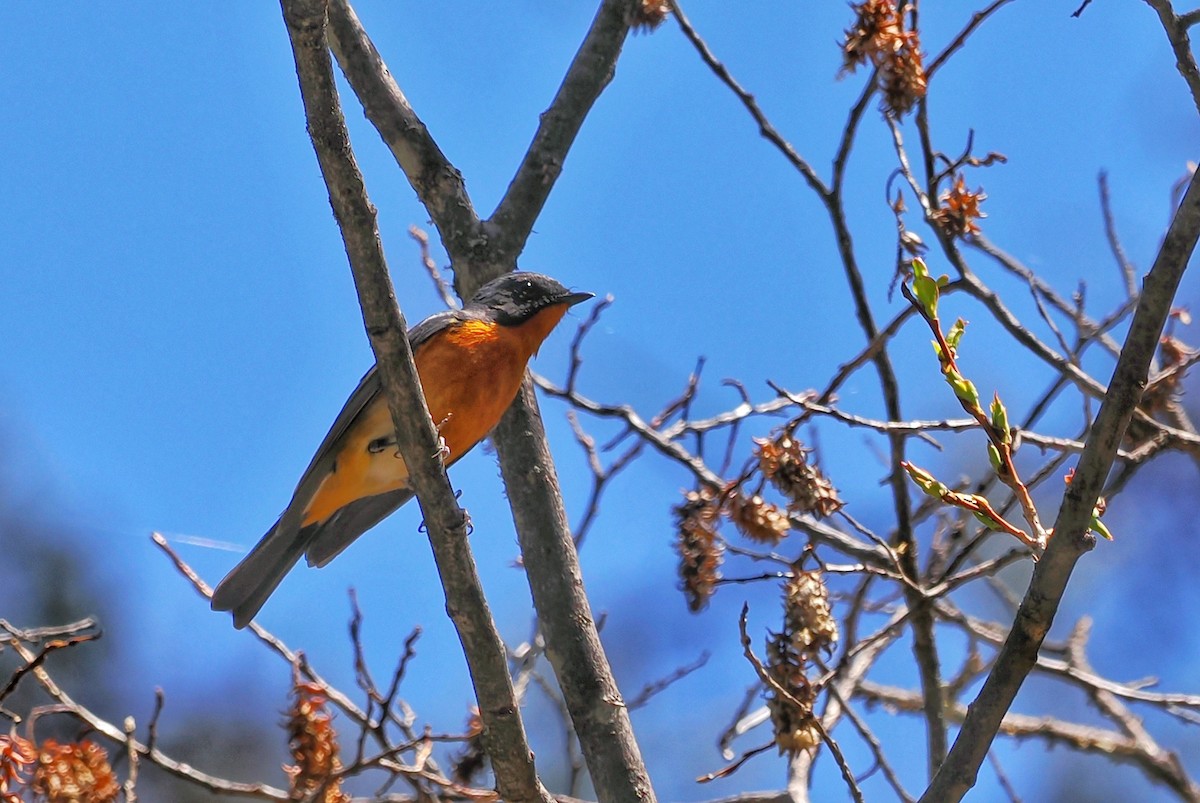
[212,307,478,628]
[303,488,415,567]
[273,365,384,539]
[279,306,481,533]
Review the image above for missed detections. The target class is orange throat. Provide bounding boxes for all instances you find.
[298,304,571,527]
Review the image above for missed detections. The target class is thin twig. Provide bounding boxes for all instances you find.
[1099,171,1139,299]
[626,652,711,710]
[666,0,828,196]
[927,0,1017,77]
[10,637,290,799]
[736,605,865,803]
[409,226,458,309]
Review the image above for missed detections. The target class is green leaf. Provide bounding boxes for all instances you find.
[902,461,947,498]
[945,317,967,351]
[913,275,939,318]
[1090,514,1114,541]
[987,442,1003,475]
[909,259,939,318]
[990,393,1011,444]
[945,368,981,411]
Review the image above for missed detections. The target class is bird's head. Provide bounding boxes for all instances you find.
[468,272,593,326]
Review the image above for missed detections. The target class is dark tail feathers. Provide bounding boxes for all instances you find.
[210,517,311,629]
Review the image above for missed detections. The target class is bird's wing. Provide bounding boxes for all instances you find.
[211,307,483,627]
[303,487,415,567]
[276,307,478,532]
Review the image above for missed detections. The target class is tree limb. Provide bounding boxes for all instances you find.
[277,2,550,800]
[322,1,656,798]
[921,144,1200,803]
[325,0,485,266]
[487,0,639,265]
[1146,0,1200,117]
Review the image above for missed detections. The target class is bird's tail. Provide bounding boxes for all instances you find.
[211,489,413,628]
[210,516,309,629]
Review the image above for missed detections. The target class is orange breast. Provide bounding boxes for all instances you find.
[300,306,568,526]
[417,319,527,460]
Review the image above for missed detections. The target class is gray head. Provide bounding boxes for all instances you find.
[467,272,593,326]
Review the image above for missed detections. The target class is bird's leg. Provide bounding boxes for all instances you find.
[368,412,453,461]
[432,413,453,462]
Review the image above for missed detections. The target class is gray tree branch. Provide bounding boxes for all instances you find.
[487,0,639,266]
[1146,0,1200,117]
[320,1,656,799]
[277,2,551,800]
[325,0,485,266]
[864,680,1200,801]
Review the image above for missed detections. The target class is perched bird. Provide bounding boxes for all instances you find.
[211,272,592,628]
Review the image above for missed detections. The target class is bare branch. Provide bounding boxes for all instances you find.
[927,0,1017,77]
[409,226,459,310]
[0,628,99,707]
[325,0,484,265]
[323,1,658,795]
[864,680,1200,801]
[666,0,828,196]
[1099,171,1140,299]
[488,0,639,266]
[9,635,289,799]
[492,380,657,803]
[736,605,864,803]
[626,652,711,710]
[1145,0,1200,117]
[277,4,549,799]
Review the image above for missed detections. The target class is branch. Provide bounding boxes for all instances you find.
[839,175,946,782]
[956,254,1200,459]
[736,605,864,803]
[322,1,657,797]
[10,636,288,799]
[790,610,908,800]
[488,0,638,264]
[927,0,1016,78]
[1146,0,1200,117]
[938,602,1200,720]
[277,3,549,800]
[666,0,828,196]
[773,383,1128,457]
[968,233,1124,358]
[863,681,1200,801]
[324,0,484,265]
[533,344,890,569]
[533,373,725,487]
[0,627,99,707]
[154,534,384,742]
[492,381,656,803]
[1099,171,1140,299]
[921,149,1200,803]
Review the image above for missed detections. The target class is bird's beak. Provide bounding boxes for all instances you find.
[562,291,594,307]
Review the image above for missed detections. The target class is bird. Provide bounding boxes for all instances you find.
[211,272,593,628]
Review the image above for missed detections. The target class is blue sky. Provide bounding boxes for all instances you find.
[2,2,1199,800]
